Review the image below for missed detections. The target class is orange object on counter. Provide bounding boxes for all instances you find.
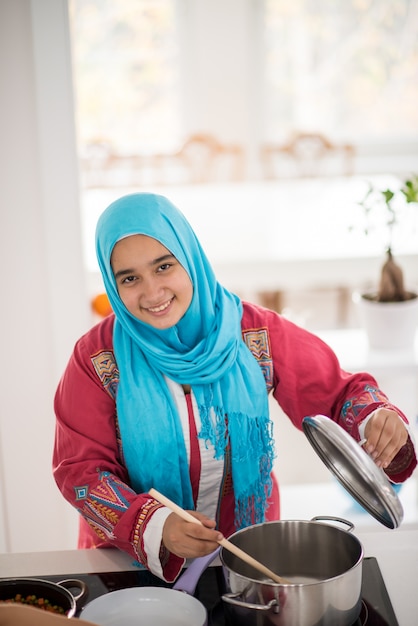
[91,292,112,317]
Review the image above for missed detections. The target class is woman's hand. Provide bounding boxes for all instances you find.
[162,511,223,559]
[363,408,409,469]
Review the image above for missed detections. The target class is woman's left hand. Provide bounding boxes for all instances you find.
[363,408,409,469]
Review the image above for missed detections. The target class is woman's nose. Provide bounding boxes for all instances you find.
[141,276,162,301]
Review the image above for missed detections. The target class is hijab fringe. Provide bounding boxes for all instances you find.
[198,405,276,529]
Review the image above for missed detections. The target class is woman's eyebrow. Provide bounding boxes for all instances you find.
[113,268,135,280]
[153,253,176,265]
[113,254,176,280]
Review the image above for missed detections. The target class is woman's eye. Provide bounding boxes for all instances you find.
[158,263,172,272]
[122,275,137,284]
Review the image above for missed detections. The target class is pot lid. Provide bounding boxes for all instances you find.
[302,415,403,529]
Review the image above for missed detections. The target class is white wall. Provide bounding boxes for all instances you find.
[0,0,90,553]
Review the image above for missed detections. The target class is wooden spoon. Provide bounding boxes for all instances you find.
[149,488,290,585]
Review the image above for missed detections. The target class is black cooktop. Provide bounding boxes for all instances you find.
[44,557,398,625]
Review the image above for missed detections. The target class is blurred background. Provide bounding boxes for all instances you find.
[71,0,418,178]
[1,0,417,555]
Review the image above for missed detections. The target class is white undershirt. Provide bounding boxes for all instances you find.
[143,378,224,579]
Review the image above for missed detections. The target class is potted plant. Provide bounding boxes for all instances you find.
[353,174,418,349]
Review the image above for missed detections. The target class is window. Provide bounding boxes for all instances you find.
[263,0,418,144]
[69,0,181,156]
[70,0,418,181]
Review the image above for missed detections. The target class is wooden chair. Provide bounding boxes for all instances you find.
[80,134,245,187]
[257,286,352,329]
[261,132,355,179]
[173,133,246,184]
[79,139,153,188]
[79,139,115,188]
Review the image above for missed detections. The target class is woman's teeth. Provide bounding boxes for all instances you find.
[148,299,172,313]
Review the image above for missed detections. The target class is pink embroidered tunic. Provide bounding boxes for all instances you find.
[53,301,416,581]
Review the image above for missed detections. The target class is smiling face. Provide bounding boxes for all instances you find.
[111,234,193,329]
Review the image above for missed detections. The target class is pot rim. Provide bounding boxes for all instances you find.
[0,577,78,618]
[220,519,363,586]
[353,289,418,306]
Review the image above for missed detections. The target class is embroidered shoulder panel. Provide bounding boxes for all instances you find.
[91,350,119,399]
[91,350,124,464]
[242,327,273,392]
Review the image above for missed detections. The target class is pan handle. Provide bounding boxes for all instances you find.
[173,547,220,595]
[57,578,89,605]
[222,592,279,612]
[310,516,355,532]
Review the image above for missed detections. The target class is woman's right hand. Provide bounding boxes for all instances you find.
[162,511,223,558]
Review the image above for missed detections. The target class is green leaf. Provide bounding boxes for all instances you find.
[401,176,418,203]
[381,189,395,204]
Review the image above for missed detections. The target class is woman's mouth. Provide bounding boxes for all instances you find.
[146,297,174,314]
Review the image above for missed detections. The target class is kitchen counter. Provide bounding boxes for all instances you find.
[355,525,418,626]
[1,524,417,625]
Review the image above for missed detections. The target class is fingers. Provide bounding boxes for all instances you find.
[162,511,223,559]
[363,409,408,469]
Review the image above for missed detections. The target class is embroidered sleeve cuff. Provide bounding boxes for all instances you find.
[358,407,417,482]
[385,438,417,482]
[143,506,185,582]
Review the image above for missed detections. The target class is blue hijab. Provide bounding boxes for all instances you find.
[96,193,274,528]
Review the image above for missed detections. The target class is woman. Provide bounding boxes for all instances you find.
[53,193,416,583]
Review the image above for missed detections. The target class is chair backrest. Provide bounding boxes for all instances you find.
[79,133,246,187]
[176,133,246,183]
[261,132,355,179]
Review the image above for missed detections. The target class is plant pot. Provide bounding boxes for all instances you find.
[354,291,418,350]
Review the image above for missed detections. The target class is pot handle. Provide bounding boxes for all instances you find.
[310,516,355,532]
[222,592,278,612]
[173,547,220,595]
[58,578,89,605]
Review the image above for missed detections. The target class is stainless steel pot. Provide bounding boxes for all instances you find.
[221,517,363,626]
[0,578,87,618]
